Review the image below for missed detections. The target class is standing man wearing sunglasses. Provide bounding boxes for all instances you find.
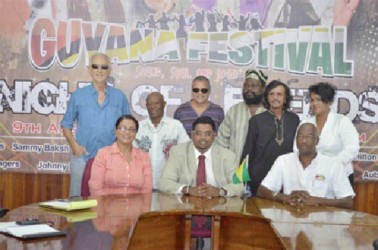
[174,75,224,137]
[61,53,130,197]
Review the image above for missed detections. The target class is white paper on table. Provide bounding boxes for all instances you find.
[0,224,61,238]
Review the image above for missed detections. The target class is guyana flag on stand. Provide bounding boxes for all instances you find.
[233,155,251,184]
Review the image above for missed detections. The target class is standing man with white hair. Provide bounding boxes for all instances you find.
[61,53,130,197]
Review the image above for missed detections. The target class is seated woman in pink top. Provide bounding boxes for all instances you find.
[89,115,152,196]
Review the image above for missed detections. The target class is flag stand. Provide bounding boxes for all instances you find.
[241,182,251,213]
[234,154,251,214]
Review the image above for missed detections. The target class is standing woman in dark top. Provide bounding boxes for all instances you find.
[241,80,300,195]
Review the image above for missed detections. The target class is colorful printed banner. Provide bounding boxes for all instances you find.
[0,0,376,182]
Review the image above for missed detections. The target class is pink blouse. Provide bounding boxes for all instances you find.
[89,143,152,196]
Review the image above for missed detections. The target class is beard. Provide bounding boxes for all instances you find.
[243,92,263,105]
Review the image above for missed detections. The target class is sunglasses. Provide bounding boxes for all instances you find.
[91,64,109,70]
[192,88,209,94]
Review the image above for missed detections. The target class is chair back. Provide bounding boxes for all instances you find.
[373,238,378,250]
[81,157,94,197]
[0,190,8,218]
[191,215,212,238]
[210,212,287,250]
[127,211,192,250]
[0,189,3,208]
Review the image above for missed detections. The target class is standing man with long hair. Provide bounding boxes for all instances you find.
[241,80,300,195]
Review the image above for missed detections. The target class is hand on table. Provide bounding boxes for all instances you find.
[287,190,319,206]
[188,184,221,198]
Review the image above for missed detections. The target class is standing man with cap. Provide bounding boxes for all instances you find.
[216,69,267,160]
[61,53,130,197]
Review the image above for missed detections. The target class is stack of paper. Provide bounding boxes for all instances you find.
[43,210,98,223]
[0,222,66,239]
[39,199,98,211]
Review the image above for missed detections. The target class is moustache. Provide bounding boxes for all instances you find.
[243,93,263,105]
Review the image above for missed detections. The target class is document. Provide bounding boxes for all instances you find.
[0,222,66,239]
[42,210,98,223]
[39,199,98,211]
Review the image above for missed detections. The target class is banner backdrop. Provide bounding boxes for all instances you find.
[0,0,377,181]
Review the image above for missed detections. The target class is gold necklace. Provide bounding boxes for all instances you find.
[268,110,285,145]
[274,115,284,146]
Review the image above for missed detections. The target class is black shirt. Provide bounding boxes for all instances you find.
[241,110,300,195]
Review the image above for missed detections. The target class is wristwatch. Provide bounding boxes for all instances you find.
[219,188,227,197]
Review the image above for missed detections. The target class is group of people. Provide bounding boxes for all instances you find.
[61,53,360,210]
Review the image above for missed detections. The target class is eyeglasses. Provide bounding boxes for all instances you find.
[91,64,109,70]
[192,88,209,94]
[117,126,137,133]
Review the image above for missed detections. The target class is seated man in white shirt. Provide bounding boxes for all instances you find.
[135,92,190,190]
[257,122,355,209]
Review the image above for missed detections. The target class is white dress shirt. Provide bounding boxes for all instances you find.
[194,147,217,186]
[261,152,355,199]
[176,147,218,194]
[135,116,189,189]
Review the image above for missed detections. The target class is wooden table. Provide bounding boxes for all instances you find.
[1,193,377,249]
[204,197,378,249]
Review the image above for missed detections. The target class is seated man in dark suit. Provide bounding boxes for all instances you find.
[160,116,243,198]
[257,122,355,209]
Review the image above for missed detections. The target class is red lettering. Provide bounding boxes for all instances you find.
[31,123,41,133]
[47,122,62,134]
[56,20,82,68]
[30,18,56,70]
[12,121,41,134]
[12,121,23,134]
